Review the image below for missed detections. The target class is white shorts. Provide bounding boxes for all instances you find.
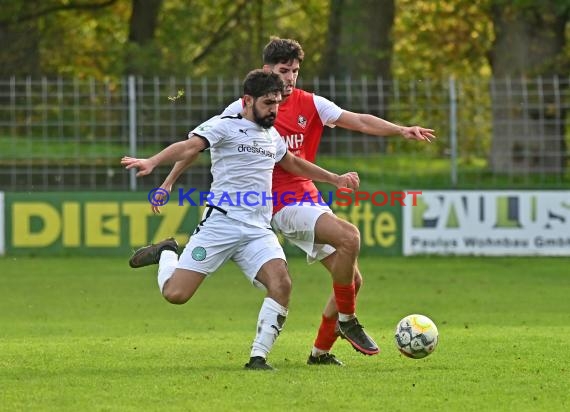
[271,204,336,263]
[178,207,286,289]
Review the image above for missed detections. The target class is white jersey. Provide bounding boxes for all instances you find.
[189,114,288,228]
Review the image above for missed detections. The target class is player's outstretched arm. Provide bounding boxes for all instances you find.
[334,111,436,142]
[121,135,207,177]
[277,152,359,190]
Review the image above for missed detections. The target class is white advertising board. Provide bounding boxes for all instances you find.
[403,191,570,256]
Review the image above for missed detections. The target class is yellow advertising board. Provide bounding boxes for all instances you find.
[3,192,402,256]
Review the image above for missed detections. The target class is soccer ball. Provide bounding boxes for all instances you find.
[395,314,439,359]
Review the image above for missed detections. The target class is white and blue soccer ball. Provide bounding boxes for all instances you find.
[395,314,439,359]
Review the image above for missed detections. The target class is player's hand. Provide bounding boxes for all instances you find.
[151,184,172,214]
[121,156,155,177]
[335,172,360,191]
[401,126,436,143]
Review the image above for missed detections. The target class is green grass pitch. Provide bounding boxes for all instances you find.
[1,256,569,411]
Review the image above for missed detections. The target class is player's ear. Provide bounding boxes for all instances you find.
[243,95,253,108]
[262,64,273,73]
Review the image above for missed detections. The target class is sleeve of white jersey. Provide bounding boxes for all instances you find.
[220,99,243,116]
[189,116,225,147]
[313,94,344,128]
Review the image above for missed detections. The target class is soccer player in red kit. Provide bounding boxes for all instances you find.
[160,38,435,365]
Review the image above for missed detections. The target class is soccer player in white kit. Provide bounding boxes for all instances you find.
[121,69,360,370]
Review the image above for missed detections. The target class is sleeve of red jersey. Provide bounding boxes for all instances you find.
[312,94,343,127]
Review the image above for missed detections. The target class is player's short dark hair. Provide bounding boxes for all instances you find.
[243,69,284,98]
[262,37,304,65]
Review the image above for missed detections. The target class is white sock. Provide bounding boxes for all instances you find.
[338,313,356,322]
[250,297,288,359]
[157,250,178,292]
[311,347,329,357]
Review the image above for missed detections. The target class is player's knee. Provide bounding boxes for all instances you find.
[280,274,292,296]
[337,223,360,254]
[162,286,192,304]
[270,273,291,295]
[266,272,292,304]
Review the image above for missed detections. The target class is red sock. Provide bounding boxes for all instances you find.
[313,314,339,351]
[333,282,356,315]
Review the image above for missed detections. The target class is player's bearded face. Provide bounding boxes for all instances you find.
[252,100,277,129]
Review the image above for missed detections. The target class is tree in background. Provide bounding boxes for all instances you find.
[320,0,395,153]
[321,0,394,78]
[0,0,124,77]
[153,0,328,78]
[488,0,569,174]
[124,0,163,76]
[392,0,494,160]
[0,0,41,76]
[0,0,329,78]
[0,0,119,76]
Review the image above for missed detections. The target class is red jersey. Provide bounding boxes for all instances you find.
[271,88,343,213]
